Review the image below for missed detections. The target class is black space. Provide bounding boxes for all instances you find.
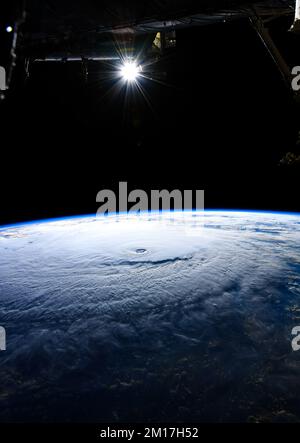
[0,15,300,225]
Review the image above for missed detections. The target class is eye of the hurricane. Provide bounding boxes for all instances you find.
[121,61,141,82]
[135,248,147,254]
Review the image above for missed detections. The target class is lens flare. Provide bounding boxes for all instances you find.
[121,61,140,82]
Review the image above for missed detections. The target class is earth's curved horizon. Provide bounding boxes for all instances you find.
[2,209,300,230]
[0,210,300,423]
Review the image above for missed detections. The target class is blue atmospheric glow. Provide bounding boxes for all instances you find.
[0,209,300,231]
